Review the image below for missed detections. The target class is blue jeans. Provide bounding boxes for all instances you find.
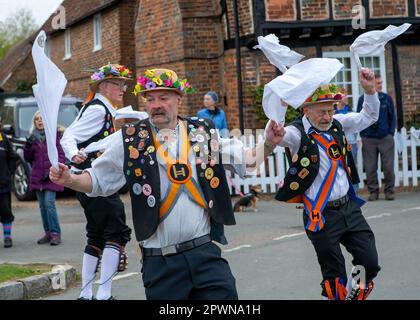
[36,190,61,234]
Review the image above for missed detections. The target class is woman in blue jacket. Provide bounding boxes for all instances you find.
[197,91,228,138]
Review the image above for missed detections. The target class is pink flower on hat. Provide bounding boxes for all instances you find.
[164,79,173,87]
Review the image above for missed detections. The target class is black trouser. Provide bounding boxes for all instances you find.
[303,199,381,297]
[141,241,238,300]
[76,192,131,250]
[0,192,14,224]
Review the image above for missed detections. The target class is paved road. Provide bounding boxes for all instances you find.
[2,192,420,300]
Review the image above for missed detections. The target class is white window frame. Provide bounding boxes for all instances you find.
[323,51,387,111]
[93,14,102,52]
[64,28,71,60]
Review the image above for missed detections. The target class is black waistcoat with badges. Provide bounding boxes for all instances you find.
[122,116,236,244]
[74,99,115,170]
[275,118,359,202]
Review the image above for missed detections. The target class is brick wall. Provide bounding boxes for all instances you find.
[398,45,420,124]
[333,0,361,19]
[301,0,329,20]
[135,0,225,117]
[2,55,35,93]
[370,0,408,17]
[266,0,296,21]
[222,0,254,39]
[47,4,136,107]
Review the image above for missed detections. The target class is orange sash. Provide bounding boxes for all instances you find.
[302,133,344,232]
[151,121,207,220]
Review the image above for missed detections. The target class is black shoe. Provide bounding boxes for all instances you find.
[4,237,12,248]
[385,193,395,200]
[77,296,95,300]
[368,193,379,201]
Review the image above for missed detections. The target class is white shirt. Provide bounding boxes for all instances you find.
[280,93,380,201]
[85,123,246,248]
[60,93,117,170]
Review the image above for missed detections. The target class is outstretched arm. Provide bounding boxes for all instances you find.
[49,163,93,193]
[245,120,286,170]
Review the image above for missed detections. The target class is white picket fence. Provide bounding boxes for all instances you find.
[228,127,420,195]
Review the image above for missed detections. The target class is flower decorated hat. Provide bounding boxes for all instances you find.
[89,63,133,91]
[133,68,195,96]
[304,84,345,105]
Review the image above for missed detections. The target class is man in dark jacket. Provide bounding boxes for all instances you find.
[0,116,17,248]
[357,74,396,201]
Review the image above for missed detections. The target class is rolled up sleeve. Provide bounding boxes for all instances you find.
[334,93,380,134]
[219,137,247,178]
[85,131,126,197]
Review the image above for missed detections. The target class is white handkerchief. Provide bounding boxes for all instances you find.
[32,30,67,169]
[253,34,304,73]
[350,23,411,68]
[262,58,343,121]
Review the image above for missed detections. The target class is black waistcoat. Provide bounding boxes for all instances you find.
[122,117,235,244]
[74,99,115,170]
[275,118,359,202]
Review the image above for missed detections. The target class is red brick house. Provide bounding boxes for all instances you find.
[1,0,419,130]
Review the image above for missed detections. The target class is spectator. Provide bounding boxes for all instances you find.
[24,111,66,245]
[357,74,396,201]
[335,94,359,193]
[197,91,228,137]
[0,116,17,248]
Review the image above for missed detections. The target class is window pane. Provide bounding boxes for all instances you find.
[344,57,350,69]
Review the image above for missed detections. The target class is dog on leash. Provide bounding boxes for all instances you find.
[233,185,263,213]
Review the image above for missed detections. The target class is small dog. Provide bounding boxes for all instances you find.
[233,185,263,213]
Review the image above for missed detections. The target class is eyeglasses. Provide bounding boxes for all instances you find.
[107,81,127,91]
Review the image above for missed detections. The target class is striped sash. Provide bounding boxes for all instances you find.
[302,132,345,232]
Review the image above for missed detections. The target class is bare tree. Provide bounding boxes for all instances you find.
[0,8,38,59]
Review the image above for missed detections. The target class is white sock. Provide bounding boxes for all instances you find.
[79,253,99,299]
[346,273,354,298]
[95,245,120,300]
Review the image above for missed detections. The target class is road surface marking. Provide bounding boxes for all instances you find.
[401,206,420,212]
[366,213,392,220]
[273,232,305,241]
[223,245,252,252]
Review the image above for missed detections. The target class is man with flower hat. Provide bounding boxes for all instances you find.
[51,67,285,300]
[60,63,132,300]
[274,68,381,300]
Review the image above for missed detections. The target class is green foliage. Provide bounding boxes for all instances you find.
[405,109,420,129]
[253,85,300,126]
[0,8,38,59]
[0,264,50,283]
[15,81,34,93]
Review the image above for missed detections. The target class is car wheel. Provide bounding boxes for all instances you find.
[13,160,36,201]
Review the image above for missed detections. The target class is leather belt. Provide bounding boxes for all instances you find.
[141,234,211,257]
[326,195,349,208]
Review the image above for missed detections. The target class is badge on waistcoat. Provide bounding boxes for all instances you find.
[327,144,341,160]
[168,163,192,184]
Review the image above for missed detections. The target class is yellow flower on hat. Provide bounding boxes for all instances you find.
[153,77,163,86]
[145,69,155,78]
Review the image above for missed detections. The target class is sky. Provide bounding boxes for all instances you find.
[0,0,64,26]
